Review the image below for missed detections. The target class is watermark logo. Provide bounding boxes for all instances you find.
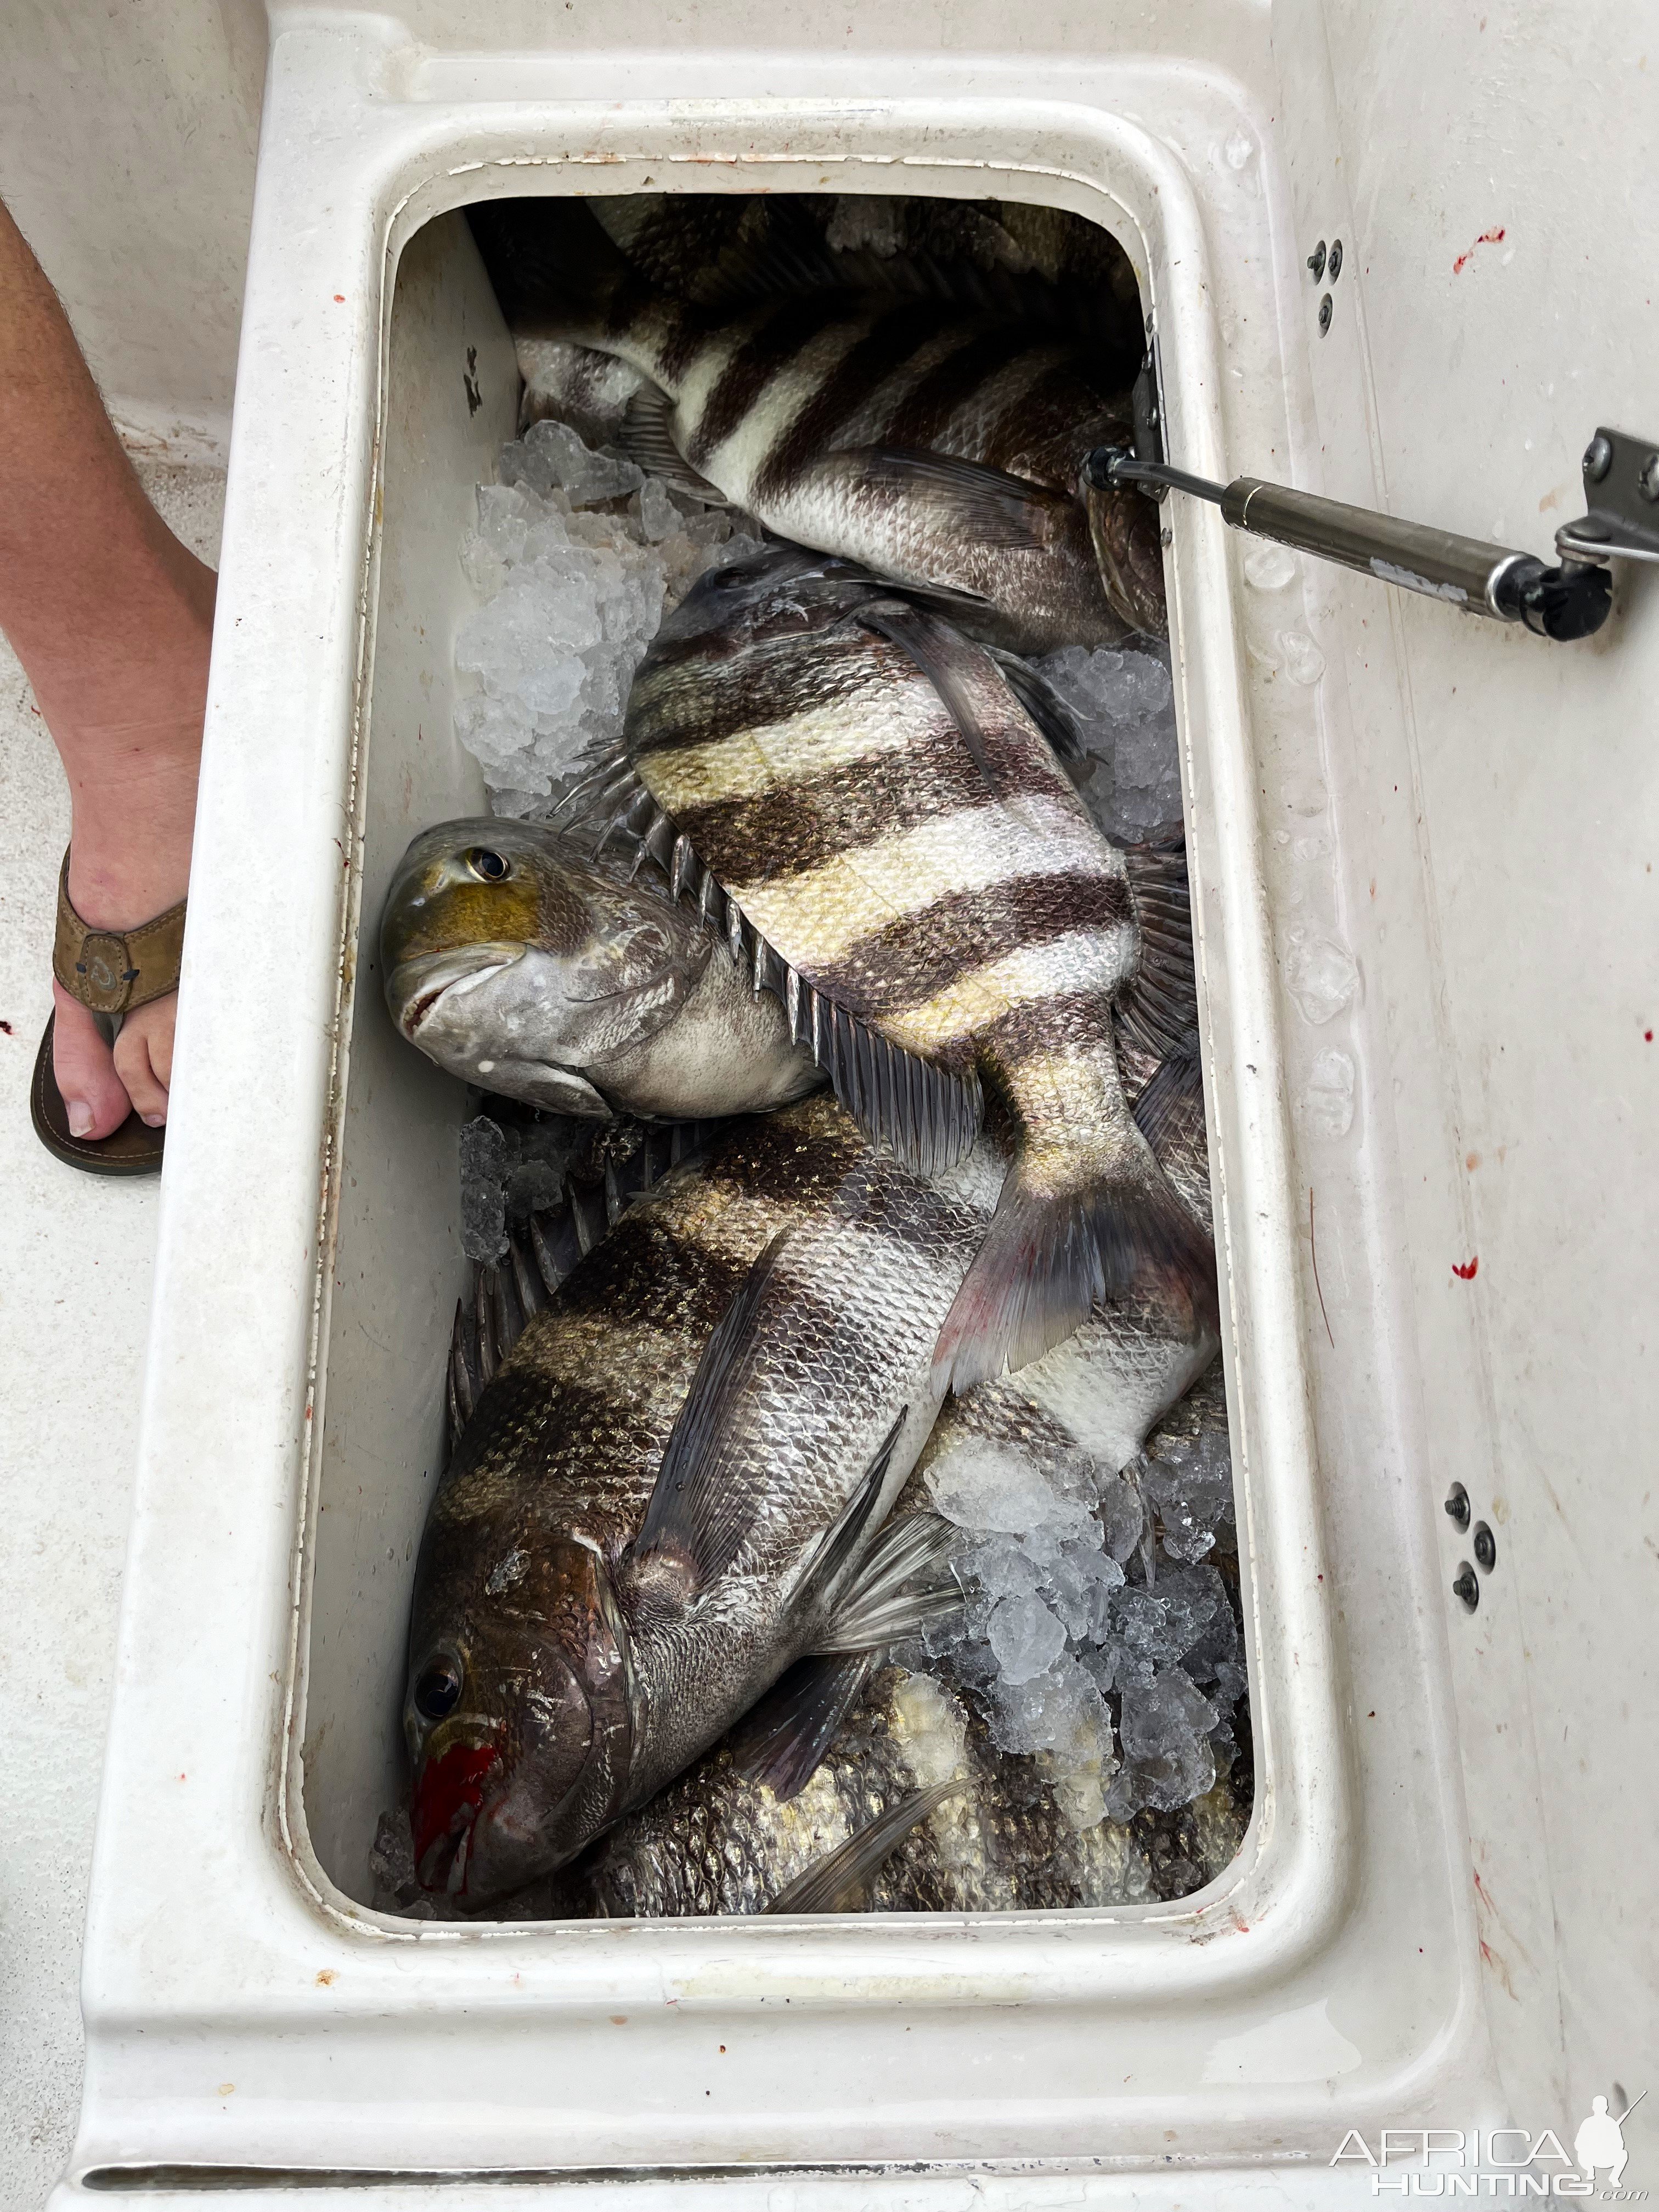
[1330,2091,1646,2198]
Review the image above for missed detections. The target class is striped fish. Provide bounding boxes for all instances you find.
[404,1092,1002,1906]
[469,198,1165,653]
[419,1092,1224,1922]
[571,544,1215,1392]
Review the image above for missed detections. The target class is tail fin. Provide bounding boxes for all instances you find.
[933,1153,1219,1393]
[466,198,644,345]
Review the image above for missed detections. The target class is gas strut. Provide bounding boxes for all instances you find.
[1086,366,1659,641]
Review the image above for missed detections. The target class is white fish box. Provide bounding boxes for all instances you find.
[59,8,1555,2205]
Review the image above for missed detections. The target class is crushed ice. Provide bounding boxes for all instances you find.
[924,1422,1244,1830]
[1037,642,1183,840]
[453,417,764,814]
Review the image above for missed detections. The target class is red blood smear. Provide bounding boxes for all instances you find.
[412,1740,500,1871]
[1452,1257,1479,1280]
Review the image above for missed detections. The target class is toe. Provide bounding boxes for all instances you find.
[52,983,134,1138]
[113,997,174,1127]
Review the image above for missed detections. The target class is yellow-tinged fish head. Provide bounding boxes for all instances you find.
[407,1527,634,1905]
[380,819,712,1114]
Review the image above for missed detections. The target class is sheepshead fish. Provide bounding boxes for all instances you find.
[416,1350,1243,1921]
[380,819,819,1120]
[404,1092,1003,1905]
[389,1025,1222,1923]
[467,199,1164,653]
[578,545,1214,1390]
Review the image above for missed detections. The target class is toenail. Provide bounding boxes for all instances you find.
[67,1100,95,1137]
[140,1111,167,1128]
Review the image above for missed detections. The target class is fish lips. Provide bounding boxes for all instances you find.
[388,943,527,1040]
[411,1733,504,1898]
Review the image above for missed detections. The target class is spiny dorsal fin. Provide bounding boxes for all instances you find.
[445,1120,719,1462]
[761,1779,966,1915]
[566,770,983,1178]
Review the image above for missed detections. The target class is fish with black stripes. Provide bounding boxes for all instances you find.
[572,545,1215,1391]
[467,198,1164,654]
[402,1045,1221,1920]
[404,1091,1005,1906]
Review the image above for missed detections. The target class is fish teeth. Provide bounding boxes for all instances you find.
[671,834,694,901]
[785,966,803,1043]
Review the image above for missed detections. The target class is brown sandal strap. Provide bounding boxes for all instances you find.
[52,849,187,1017]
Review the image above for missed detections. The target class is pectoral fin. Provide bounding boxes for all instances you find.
[837,445,1070,550]
[631,1231,792,1589]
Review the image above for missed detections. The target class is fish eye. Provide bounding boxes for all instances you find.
[465,847,511,882]
[414,1654,464,1720]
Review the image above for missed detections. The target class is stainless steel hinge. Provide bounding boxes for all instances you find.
[1087,358,1658,641]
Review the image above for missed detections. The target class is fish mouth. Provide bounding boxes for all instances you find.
[390,945,525,1037]
[413,1735,503,1899]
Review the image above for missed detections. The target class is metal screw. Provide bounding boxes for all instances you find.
[1444,1481,1471,1531]
[1472,1522,1497,1572]
[1452,1564,1480,1612]
[1318,294,1334,336]
[1583,434,1613,483]
[1328,239,1344,282]
[1640,453,1659,503]
[1307,240,1327,281]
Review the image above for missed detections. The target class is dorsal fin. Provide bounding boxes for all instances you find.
[445,1118,719,1462]
[567,757,982,1177]
[1115,837,1200,1066]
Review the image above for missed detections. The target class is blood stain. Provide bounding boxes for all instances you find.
[1453,1257,1479,1280]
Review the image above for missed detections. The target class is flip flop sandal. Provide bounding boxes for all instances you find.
[31,849,186,1177]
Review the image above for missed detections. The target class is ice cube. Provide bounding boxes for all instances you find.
[1243,542,1296,591]
[1296,1047,1356,1138]
[1283,927,1359,1024]
[988,1592,1069,1684]
[1139,1436,1236,1565]
[1279,629,1327,686]
[1108,1667,1220,1816]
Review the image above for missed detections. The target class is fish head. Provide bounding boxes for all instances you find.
[407,1530,634,1904]
[654,544,873,661]
[380,819,712,1111]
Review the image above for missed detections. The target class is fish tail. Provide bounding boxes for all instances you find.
[466,198,691,388]
[933,1042,1217,1391]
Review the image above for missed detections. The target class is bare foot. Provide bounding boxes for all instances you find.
[41,559,212,1141]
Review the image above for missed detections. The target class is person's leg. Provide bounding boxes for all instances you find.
[0,196,211,1137]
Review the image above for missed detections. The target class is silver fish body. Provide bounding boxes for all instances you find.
[404,1092,1001,1905]
[469,199,1164,653]
[584,545,1215,1391]
[380,817,819,1119]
